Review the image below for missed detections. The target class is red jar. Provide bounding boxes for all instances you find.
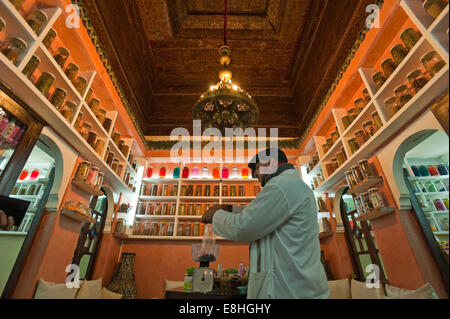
[212,167,220,179]
[159,167,167,178]
[428,166,439,176]
[182,167,190,178]
[146,167,153,179]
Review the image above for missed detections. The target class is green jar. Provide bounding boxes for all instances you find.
[348,138,359,154]
[35,72,55,96]
[42,28,57,49]
[49,88,67,110]
[390,44,409,66]
[85,88,93,104]
[53,47,70,68]
[26,9,48,35]
[22,55,40,79]
[371,112,383,130]
[400,28,421,50]
[74,76,87,95]
[342,115,352,130]
[64,62,79,81]
[371,71,385,89]
[424,0,448,18]
[381,58,396,79]
[1,37,27,64]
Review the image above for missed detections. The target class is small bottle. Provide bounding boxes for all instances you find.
[217,264,224,277]
[238,263,244,277]
[184,272,193,292]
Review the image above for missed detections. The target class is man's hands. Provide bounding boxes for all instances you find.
[0,210,14,231]
[201,204,230,224]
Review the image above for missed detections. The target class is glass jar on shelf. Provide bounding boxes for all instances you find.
[313,177,319,189]
[342,115,352,130]
[1,37,27,65]
[354,196,364,215]
[434,180,447,192]
[347,108,357,122]
[35,72,55,96]
[341,147,348,161]
[117,164,124,178]
[371,112,383,131]
[359,192,373,213]
[427,165,440,176]
[331,158,339,171]
[345,170,357,188]
[419,165,430,176]
[325,163,334,177]
[96,172,104,189]
[86,166,99,185]
[390,44,409,66]
[79,122,91,140]
[322,143,331,156]
[437,164,449,176]
[42,28,57,49]
[94,139,105,156]
[425,181,438,192]
[400,28,421,50]
[87,130,97,147]
[371,71,385,89]
[111,159,119,172]
[433,199,447,211]
[22,55,40,79]
[96,108,106,125]
[312,155,319,166]
[423,0,448,19]
[355,130,368,147]
[385,96,402,117]
[407,69,428,94]
[421,51,446,77]
[75,161,91,181]
[64,63,79,82]
[112,132,120,145]
[351,165,365,183]
[53,47,70,68]
[395,84,414,106]
[74,112,83,130]
[26,9,47,35]
[74,76,88,95]
[358,159,372,178]
[106,152,114,166]
[368,188,384,210]
[336,152,346,166]
[49,88,67,110]
[61,101,77,123]
[362,88,371,105]
[102,117,112,133]
[381,58,396,79]
[331,131,339,144]
[348,138,359,154]
[362,120,376,138]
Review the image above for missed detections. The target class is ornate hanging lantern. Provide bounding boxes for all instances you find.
[193,0,259,132]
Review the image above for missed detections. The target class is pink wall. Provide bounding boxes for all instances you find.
[120,241,250,299]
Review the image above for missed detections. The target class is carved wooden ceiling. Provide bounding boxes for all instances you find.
[82,0,373,138]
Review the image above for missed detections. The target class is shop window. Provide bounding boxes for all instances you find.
[398,130,449,286]
[1,139,56,297]
[339,188,388,284]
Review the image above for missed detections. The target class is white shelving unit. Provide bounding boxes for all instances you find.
[305,1,449,194]
[0,1,137,195]
[126,163,260,240]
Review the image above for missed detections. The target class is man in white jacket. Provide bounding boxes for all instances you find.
[202,148,329,299]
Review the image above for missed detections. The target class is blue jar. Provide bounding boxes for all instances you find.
[410,165,421,176]
[173,167,181,179]
[418,165,430,176]
[437,164,449,176]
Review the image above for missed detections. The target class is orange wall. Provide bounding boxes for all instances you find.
[120,241,250,299]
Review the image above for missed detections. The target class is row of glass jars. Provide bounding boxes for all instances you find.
[322,127,340,156]
[311,169,324,190]
[74,161,104,190]
[354,188,386,215]
[133,221,176,237]
[146,166,252,179]
[341,88,371,131]
[427,214,449,233]
[347,112,383,155]
[85,92,114,137]
[418,197,449,211]
[141,183,178,197]
[344,159,374,188]
[371,28,422,91]
[137,201,177,216]
[409,163,449,177]
[324,147,348,177]
[306,152,320,173]
[384,50,446,118]
[103,148,125,178]
[413,180,448,193]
